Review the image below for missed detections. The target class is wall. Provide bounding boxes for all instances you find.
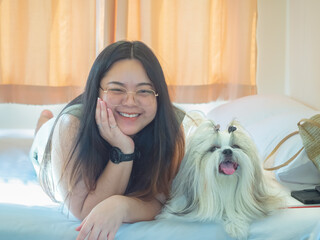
[257,0,320,110]
[256,0,287,95]
[287,0,320,110]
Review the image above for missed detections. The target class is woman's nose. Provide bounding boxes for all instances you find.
[122,92,137,106]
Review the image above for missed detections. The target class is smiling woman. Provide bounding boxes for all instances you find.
[29,40,185,240]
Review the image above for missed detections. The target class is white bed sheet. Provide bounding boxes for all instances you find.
[1,129,320,240]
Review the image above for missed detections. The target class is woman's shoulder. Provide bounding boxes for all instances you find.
[51,111,80,157]
[61,104,83,119]
[56,113,80,135]
[52,105,82,142]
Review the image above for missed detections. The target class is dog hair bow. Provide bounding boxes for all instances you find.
[228,126,237,133]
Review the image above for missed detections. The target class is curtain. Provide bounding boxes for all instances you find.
[0,0,96,104]
[0,0,257,104]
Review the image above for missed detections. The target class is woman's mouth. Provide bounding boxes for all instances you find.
[119,112,140,118]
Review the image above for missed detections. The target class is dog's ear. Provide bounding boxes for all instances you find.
[168,145,202,216]
[186,119,217,141]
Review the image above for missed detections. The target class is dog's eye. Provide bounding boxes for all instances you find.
[209,146,220,152]
[232,144,240,149]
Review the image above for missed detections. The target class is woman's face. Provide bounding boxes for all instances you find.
[99,59,158,136]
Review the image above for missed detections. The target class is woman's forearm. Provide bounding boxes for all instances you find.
[52,111,136,220]
[79,161,133,219]
[118,195,163,223]
[75,195,163,240]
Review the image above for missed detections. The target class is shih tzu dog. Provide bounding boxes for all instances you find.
[158,118,282,239]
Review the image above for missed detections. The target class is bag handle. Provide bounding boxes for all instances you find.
[298,118,320,128]
[263,131,303,171]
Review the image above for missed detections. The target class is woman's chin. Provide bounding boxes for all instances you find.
[119,126,141,137]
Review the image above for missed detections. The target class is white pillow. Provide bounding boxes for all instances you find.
[206,94,320,185]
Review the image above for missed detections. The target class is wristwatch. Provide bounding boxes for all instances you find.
[109,147,138,164]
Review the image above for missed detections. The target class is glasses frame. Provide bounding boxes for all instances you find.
[99,86,159,106]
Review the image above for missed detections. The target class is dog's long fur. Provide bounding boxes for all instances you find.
[158,118,282,239]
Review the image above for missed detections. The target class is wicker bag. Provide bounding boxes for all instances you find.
[264,114,320,171]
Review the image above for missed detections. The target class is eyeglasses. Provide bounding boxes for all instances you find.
[100,86,159,106]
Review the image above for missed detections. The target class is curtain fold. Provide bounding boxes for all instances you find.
[0,0,257,104]
[121,0,258,103]
[0,0,96,104]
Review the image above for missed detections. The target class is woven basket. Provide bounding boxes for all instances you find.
[264,114,320,171]
[298,114,320,171]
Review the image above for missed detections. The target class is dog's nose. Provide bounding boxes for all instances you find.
[222,149,233,156]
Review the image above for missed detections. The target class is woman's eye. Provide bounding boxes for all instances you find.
[109,88,126,94]
[136,89,154,95]
[232,144,240,149]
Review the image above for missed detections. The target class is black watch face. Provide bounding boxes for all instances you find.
[110,148,120,164]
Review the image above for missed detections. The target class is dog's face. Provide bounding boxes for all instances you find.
[210,128,242,176]
[185,120,261,183]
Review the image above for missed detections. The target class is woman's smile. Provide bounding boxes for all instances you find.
[118,112,140,118]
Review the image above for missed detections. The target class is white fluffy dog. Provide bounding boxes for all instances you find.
[158,118,282,239]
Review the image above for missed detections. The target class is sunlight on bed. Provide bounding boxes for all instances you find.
[0,179,56,206]
[0,128,57,207]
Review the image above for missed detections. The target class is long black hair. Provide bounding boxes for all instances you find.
[40,41,185,201]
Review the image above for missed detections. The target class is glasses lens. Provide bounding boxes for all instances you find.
[106,88,126,106]
[105,88,158,106]
[135,89,157,106]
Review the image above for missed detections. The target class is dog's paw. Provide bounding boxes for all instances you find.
[224,220,250,240]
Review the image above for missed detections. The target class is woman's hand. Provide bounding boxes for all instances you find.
[96,97,134,153]
[76,195,127,240]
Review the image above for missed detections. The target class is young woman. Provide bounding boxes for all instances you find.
[31,40,185,240]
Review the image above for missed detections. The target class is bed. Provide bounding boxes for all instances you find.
[1,94,320,240]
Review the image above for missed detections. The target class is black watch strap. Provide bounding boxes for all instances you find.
[109,147,139,164]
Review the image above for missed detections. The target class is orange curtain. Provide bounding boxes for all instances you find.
[121,0,258,103]
[0,0,96,104]
[0,0,257,104]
